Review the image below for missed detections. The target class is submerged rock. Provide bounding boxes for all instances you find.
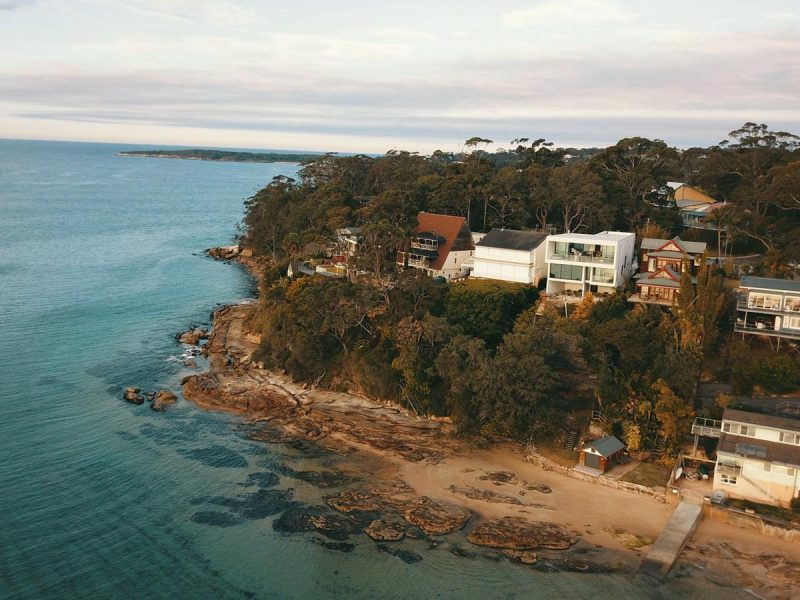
[273,506,358,541]
[151,389,178,412]
[191,511,245,527]
[467,517,577,551]
[402,497,471,536]
[375,544,423,564]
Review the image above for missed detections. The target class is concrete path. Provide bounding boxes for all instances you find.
[639,501,703,579]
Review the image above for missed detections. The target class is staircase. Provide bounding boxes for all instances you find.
[554,332,594,392]
[563,429,579,450]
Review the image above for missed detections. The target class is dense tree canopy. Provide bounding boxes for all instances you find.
[241,124,799,448]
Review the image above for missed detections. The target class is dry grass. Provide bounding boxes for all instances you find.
[620,462,672,488]
[536,445,579,468]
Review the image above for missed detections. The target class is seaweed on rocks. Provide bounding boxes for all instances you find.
[273,506,360,541]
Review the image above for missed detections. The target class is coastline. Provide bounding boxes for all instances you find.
[178,246,800,597]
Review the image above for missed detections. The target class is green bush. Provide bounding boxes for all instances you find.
[756,355,800,393]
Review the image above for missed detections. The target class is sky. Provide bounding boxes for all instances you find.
[0,0,799,154]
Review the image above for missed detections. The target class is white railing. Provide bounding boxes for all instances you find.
[691,417,722,438]
[407,257,431,268]
[548,253,614,265]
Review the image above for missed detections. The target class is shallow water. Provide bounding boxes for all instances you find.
[0,139,746,599]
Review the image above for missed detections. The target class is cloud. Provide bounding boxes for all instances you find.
[502,0,639,27]
[109,0,264,27]
[0,0,37,10]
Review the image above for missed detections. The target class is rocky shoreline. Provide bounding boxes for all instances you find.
[172,247,800,596]
[176,288,631,572]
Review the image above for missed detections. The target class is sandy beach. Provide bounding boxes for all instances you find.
[179,251,800,598]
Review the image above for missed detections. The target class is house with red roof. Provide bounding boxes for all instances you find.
[396,212,474,280]
[631,236,707,305]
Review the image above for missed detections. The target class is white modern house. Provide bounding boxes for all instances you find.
[544,231,635,296]
[470,228,548,285]
[705,409,800,508]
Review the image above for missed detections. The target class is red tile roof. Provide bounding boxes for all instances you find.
[413,212,473,271]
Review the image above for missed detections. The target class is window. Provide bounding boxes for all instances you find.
[785,296,800,313]
[779,432,800,445]
[739,425,755,437]
[763,463,771,472]
[788,468,796,477]
[723,422,733,433]
[592,268,614,283]
[720,474,738,485]
[748,292,782,310]
[787,317,800,330]
[549,263,583,281]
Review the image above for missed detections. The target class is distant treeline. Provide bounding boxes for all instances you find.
[118,149,324,163]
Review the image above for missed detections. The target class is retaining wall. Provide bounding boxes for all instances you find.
[703,503,800,544]
[525,447,667,502]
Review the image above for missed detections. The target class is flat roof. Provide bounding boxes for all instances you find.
[547,231,634,243]
[739,276,800,294]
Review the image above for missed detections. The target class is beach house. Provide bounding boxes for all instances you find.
[470,228,548,285]
[544,231,635,297]
[396,212,474,280]
[631,237,707,305]
[734,276,800,347]
[711,409,800,508]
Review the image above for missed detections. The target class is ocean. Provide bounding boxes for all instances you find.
[0,139,745,599]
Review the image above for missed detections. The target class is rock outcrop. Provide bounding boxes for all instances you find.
[467,517,577,551]
[402,497,471,536]
[177,327,209,345]
[123,386,144,405]
[364,519,406,542]
[206,246,241,261]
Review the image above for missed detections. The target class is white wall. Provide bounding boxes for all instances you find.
[472,246,538,284]
[435,249,474,280]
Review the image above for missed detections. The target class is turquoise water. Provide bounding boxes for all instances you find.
[0,140,745,599]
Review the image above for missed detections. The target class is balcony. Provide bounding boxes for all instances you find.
[548,252,614,265]
[410,238,439,251]
[692,417,722,438]
[736,297,783,312]
[407,257,431,268]
[734,320,800,340]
